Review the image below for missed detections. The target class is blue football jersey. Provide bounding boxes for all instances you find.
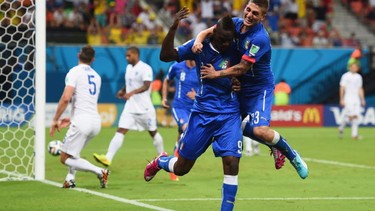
[166,61,199,110]
[176,39,241,114]
[232,17,275,91]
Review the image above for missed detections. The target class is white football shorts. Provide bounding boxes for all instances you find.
[343,101,361,117]
[118,110,157,131]
[62,116,101,158]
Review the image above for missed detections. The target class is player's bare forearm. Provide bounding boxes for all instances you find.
[160,7,189,62]
[203,60,251,79]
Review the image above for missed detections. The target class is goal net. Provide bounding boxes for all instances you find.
[0,1,45,181]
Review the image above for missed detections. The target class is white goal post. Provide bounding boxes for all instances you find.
[0,1,45,181]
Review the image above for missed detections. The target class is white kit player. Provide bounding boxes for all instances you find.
[338,62,366,139]
[93,46,164,167]
[50,45,110,188]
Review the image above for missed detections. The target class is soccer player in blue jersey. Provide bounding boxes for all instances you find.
[192,0,308,179]
[162,59,198,181]
[144,7,242,210]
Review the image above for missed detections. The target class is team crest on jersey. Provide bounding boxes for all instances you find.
[180,71,186,81]
[243,39,251,50]
[249,44,260,56]
[219,59,229,69]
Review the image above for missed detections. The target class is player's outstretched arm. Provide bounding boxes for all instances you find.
[201,59,252,79]
[160,7,190,62]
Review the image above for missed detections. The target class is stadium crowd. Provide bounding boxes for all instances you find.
[40,0,368,47]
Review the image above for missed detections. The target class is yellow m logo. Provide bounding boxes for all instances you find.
[303,108,320,123]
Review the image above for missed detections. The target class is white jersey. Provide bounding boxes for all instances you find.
[340,71,363,105]
[124,60,154,114]
[65,64,101,120]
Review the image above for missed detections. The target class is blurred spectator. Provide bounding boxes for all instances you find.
[279,25,300,47]
[200,0,214,25]
[274,79,292,105]
[312,29,329,47]
[192,14,208,38]
[328,28,344,47]
[282,0,299,21]
[147,27,159,44]
[345,32,361,47]
[312,0,328,32]
[180,0,194,11]
[232,0,246,16]
[94,0,107,27]
[65,7,84,29]
[87,17,102,45]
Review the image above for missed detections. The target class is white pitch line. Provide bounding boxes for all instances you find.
[304,158,375,170]
[41,180,174,211]
[136,197,375,202]
[256,154,375,170]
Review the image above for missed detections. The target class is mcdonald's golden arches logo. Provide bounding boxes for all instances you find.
[303,108,320,123]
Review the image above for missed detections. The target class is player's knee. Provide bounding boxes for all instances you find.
[222,156,239,175]
[253,126,270,140]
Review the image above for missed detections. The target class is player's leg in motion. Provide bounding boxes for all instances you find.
[149,130,164,154]
[338,110,347,138]
[61,152,110,188]
[243,136,253,156]
[241,116,285,169]
[242,121,308,179]
[94,129,126,167]
[221,157,239,211]
[62,167,77,188]
[350,116,361,139]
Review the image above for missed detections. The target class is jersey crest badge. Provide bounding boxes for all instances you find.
[243,39,250,50]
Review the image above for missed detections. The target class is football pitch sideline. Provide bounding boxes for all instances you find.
[1,127,375,210]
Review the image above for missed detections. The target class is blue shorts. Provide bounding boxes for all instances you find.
[240,87,274,127]
[171,107,191,130]
[178,111,243,160]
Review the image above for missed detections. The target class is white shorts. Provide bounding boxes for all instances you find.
[62,117,101,158]
[118,110,157,131]
[343,102,361,117]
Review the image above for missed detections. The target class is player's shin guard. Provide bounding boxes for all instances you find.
[221,175,238,211]
[272,131,297,161]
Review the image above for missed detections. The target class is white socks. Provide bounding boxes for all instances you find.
[351,118,359,137]
[65,167,76,181]
[243,136,252,152]
[153,132,164,154]
[106,132,124,162]
[65,158,102,176]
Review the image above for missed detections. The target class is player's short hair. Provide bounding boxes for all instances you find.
[216,15,235,34]
[127,46,140,56]
[79,45,95,63]
[249,0,269,12]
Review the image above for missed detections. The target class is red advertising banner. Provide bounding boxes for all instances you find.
[271,105,324,127]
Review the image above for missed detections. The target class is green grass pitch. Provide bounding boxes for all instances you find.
[1,127,375,210]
